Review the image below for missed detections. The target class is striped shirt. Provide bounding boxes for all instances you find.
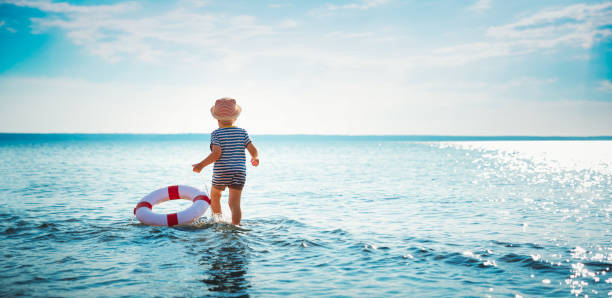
[210,127,251,185]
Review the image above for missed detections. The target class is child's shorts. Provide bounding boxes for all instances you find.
[212,184,244,191]
[212,171,245,191]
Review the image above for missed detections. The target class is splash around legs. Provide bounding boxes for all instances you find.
[209,185,243,226]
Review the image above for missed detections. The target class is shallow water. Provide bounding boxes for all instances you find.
[0,135,610,297]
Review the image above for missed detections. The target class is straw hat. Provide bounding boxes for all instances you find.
[210,97,241,120]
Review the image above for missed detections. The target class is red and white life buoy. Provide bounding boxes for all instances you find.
[134,185,210,226]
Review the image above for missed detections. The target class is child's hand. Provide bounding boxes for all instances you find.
[251,158,259,167]
[192,162,204,173]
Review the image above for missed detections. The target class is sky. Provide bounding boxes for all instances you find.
[0,0,611,135]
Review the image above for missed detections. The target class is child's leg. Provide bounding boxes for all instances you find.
[210,185,223,215]
[228,188,242,225]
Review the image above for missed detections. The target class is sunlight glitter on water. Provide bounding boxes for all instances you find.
[436,140,612,297]
[440,141,612,174]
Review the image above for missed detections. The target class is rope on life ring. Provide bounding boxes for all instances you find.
[134,185,210,226]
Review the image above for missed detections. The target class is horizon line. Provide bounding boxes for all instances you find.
[0,132,611,140]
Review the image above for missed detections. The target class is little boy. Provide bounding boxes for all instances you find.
[192,98,259,225]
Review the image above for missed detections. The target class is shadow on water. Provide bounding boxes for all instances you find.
[197,224,251,297]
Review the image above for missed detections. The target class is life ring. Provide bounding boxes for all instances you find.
[134,185,211,226]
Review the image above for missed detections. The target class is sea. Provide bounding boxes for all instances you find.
[0,134,610,297]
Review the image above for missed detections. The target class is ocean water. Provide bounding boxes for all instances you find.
[0,134,610,297]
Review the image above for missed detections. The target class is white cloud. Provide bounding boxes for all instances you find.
[7,1,275,64]
[269,3,291,9]
[310,0,390,16]
[487,2,612,48]
[325,31,375,39]
[279,19,298,29]
[308,2,612,69]
[326,0,390,10]
[431,2,612,65]
[598,80,612,92]
[504,77,558,88]
[468,0,491,12]
[0,19,17,33]
[323,29,403,43]
[3,0,612,74]
[1,0,139,14]
[178,0,211,8]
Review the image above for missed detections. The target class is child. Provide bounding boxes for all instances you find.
[192,98,259,225]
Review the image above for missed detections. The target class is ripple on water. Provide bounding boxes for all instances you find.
[498,252,567,273]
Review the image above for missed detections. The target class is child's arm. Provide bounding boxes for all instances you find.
[192,145,222,173]
[246,143,259,166]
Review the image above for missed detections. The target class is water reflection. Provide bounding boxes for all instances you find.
[199,229,251,297]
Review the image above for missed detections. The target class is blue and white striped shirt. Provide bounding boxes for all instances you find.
[210,127,252,176]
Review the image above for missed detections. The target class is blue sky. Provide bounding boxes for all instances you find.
[0,0,611,135]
